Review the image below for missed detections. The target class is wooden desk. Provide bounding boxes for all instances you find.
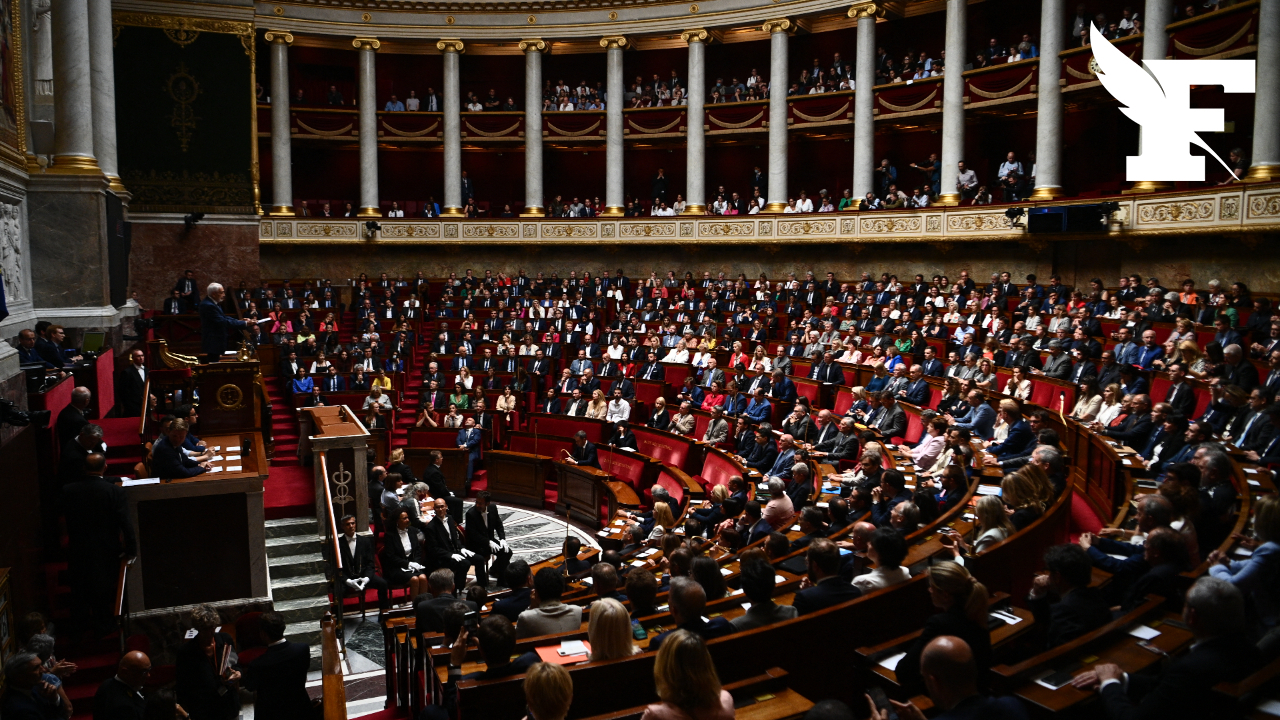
[556,461,634,529]
[124,433,269,610]
[485,450,551,507]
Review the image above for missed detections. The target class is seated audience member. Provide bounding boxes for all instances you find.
[648,577,734,651]
[642,630,735,720]
[560,536,593,576]
[852,528,911,592]
[415,569,478,635]
[626,569,660,619]
[762,478,795,529]
[93,651,151,720]
[1115,527,1192,612]
[590,562,628,603]
[731,556,799,630]
[517,568,584,638]
[522,662,574,720]
[1070,576,1262,720]
[447,615,539,681]
[1207,495,1279,634]
[794,538,862,615]
[587,598,640,661]
[689,556,728,600]
[894,561,993,694]
[869,636,1028,720]
[1028,544,1112,648]
[332,514,389,611]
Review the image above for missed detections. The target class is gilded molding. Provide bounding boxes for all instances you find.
[847,2,883,20]
[599,35,628,49]
[1135,200,1215,224]
[437,38,466,53]
[518,38,549,53]
[761,18,792,34]
[680,28,709,44]
[263,30,295,44]
[111,12,253,36]
[5,0,27,163]
[353,37,382,50]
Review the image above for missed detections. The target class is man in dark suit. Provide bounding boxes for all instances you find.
[116,349,151,417]
[636,352,663,381]
[414,567,478,635]
[198,283,247,364]
[873,636,1027,720]
[242,612,313,720]
[491,560,533,621]
[332,514,389,611]
[1164,363,1198,419]
[152,420,209,479]
[918,347,945,377]
[423,497,474,582]
[567,430,600,468]
[460,171,474,205]
[61,453,136,637]
[55,385,92,447]
[465,492,512,588]
[163,289,185,315]
[456,418,482,483]
[810,352,844,384]
[899,365,931,406]
[794,539,861,615]
[1028,544,1112,649]
[1103,394,1155,448]
[872,393,908,440]
[647,577,735,651]
[92,651,151,720]
[16,328,58,369]
[986,400,1037,461]
[1071,576,1261,720]
[174,269,200,311]
[58,423,105,487]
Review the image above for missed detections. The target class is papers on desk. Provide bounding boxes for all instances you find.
[976,485,1003,496]
[719,567,733,576]
[209,466,224,473]
[878,652,906,671]
[1106,553,1129,561]
[774,575,786,584]
[638,548,659,557]
[597,530,612,537]
[990,610,1022,625]
[210,446,221,451]
[741,602,752,612]
[815,502,829,508]
[225,455,241,462]
[557,640,588,657]
[581,577,593,585]
[790,525,802,532]
[731,588,745,596]
[1128,625,1162,640]
[122,478,161,487]
[226,466,242,472]
[1248,479,1262,488]
[613,519,625,526]
[211,455,224,462]
[1232,546,1255,557]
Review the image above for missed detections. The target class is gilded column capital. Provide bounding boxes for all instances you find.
[847,2,884,20]
[352,37,381,50]
[761,18,793,34]
[264,30,294,45]
[599,35,628,49]
[437,38,466,53]
[518,38,549,53]
[680,28,710,44]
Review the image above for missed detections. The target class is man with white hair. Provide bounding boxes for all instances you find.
[198,282,248,363]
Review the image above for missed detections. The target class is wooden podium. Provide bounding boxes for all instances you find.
[555,462,615,529]
[192,360,263,435]
[300,406,371,537]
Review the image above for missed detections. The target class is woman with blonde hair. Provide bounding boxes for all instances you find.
[455,366,474,390]
[587,598,639,662]
[893,561,992,694]
[585,389,608,419]
[1095,383,1124,427]
[642,630,734,720]
[647,502,676,541]
[1208,495,1279,631]
[1179,340,1208,376]
[749,346,771,373]
[944,494,1016,556]
[662,339,691,364]
[973,357,997,390]
[363,385,393,410]
[523,662,574,720]
[1001,471,1045,530]
[1016,463,1057,507]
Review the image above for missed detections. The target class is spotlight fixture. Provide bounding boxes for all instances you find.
[183,212,205,230]
[1004,207,1025,228]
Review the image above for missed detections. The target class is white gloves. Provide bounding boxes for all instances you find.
[490,540,501,552]
[460,548,476,558]
[451,553,465,562]
[406,562,424,572]
[346,577,370,591]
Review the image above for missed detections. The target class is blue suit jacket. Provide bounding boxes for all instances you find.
[953,403,997,440]
[766,449,796,479]
[902,379,930,406]
[771,377,797,403]
[198,297,247,357]
[152,434,206,479]
[988,419,1035,460]
[745,399,772,422]
[457,428,481,461]
[17,345,53,368]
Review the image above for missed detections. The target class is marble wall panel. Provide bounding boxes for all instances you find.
[27,189,109,308]
[129,219,261,309]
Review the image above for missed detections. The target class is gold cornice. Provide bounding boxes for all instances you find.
[437,38,466,53]
[518,38,549,53]
[761,18,793,34]
[680,28,710,44]
[847,2,883,20]
[599,35,628,49]
[264,30,295,44]
[353,37,382,50]
[6,0,27,163]
[111,12,253,36]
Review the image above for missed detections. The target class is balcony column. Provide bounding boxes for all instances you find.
[849,4,880,198]
[438,39,466,216]
[682,29,709,215]
[1246,0,1280,182]
[265,31,295,215]
[763,19,791,212]
[937,0,966,205]
[600,36,628,216]
[520,39,549,216]
[50,0,98,173]
[1031,0,1065,199]
[1127,0,1174,192]
[354,37,381,217]
[87,0,123,192]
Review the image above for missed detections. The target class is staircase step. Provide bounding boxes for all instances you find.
[283,620,322,646]
[273,595,332,624]
[265,516,318,537]
[270,573,330,600]
[266,535,319,558]
[269,552,327,579]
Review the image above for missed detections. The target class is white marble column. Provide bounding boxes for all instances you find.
[439,39,465,216]
[1127,0,1174,192]
[1247,0,1280,182]
[520,39,548,215]
[849,5,879,199]
[763,19,791,212]
[938,0,967,205]
[601,36,627,216]
[682,29,709,215]
[1031,0,1065,200]
[354,38,381,216]
[87,0,121,191]
[50,0,98,172]
[265,31,295,215]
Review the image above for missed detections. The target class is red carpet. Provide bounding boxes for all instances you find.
[265,464,315,519]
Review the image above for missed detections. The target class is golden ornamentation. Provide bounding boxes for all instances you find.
[362,12,372,22]
[681,29,709,44]
[627,115,683,134]
[446,15,455,24]
[698,221,754,236]
[708,111,762,129]
[112,12,253,37]
[260,221,273,237]
[380,120,436,137]
[608,11,618,20]
[967,73,1034,100]
[546,120,601,136]
[1136,201,1214,223]
[123,169,253,213]
[518,38,549,53]
[263,30,294,45]
[680,222,695,236]
[164,27,200,46]
[528,14,537,23]
[216,383,245,410]
[1220,197,1240,220]
[1173,20,1251,56]
[297,223,358,237]
[619,222,676,237]
[878,90,937,113]
[761,18,792,33]
[542,224,598,238]
[353,37,382,50]
[464,121,519,137]
[273,5,284,15]
[689,4,698,13]
[792,101,851,122]
[778,219,837,235]
[601,224,615,238]
[277,223,292,237]
[462,224,520,238]
[600,35,628,49]
[331,463,354,508]
[379,224,441,238]
[154,340,200,368]
[3,0,28,163]
[946,214,1013,232]
[840,218,855,234]
[847,2,883,19]
[860,216,923,234]
[926,216,942,232]
[297,119,354,136]
[437,38,465,53]
[1247,195,1280,218]
[522,224,538,236]
[444,224,459,237]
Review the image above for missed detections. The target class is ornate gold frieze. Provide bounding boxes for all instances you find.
[462,223,520,238]
[698,221,754,236]
[778,219,837,236]
[619,222,675,237]
[1247,194,1280,219]
[861,216,923,234]
[296,222,358,237]
[1136,200,1215,223]
[946,214,1014,232]
[542,224,598,238]
[124,169,253,213]
[112,12,253,36]
[380,224,441,238]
